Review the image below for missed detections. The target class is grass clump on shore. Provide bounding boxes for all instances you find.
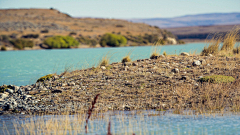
[10,38,34,49]
[100,33,127,47]
[199,75,235,83]
[37,74,54,82]
[201,34,221,56]
[44,36,79,48]
[122,56,131,63]
[221,27,240,52]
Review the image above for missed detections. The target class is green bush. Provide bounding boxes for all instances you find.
[10,39,34,49]
[199,75,235,83]
[37,74,54,82]
[77,36,98,46]
[44,36,79,48]
[100,33,127,47]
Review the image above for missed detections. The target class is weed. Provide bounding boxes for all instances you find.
[199,75,235,83]
[221,27,240,51]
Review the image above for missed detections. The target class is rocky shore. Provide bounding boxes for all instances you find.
[1,53,240,115]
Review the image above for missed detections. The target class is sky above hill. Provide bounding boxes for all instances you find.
[0,0,240,18]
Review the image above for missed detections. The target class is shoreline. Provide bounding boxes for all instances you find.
[0,53,239,115]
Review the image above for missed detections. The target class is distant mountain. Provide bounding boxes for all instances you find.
[129,13,240,28]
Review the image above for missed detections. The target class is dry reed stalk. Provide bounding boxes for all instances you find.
[85,94,100,133]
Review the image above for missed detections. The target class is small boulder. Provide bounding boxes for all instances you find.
[5,89,14,94]
[192,60,201,66]
[101,66,106,70]
[172,68,179,73]
[180,52,189,56]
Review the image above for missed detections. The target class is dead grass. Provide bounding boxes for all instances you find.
[221,27,240,51]
[201,33,222,56]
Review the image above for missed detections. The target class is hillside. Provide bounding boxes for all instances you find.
[165,24,240,42]
[0,8,178,51]
[129,13,240,28]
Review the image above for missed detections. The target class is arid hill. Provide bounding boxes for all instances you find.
[0,8,178,50]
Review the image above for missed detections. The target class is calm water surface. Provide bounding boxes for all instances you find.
[0,43,206,86]
[1,111,240,135]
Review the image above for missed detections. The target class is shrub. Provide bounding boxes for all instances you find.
[178,40,185,44]
[199,75,235,83]
[1,46,7,51]
[10,39,34,49]
[163,51,167,56]
[0,35,10,42]
[233,46,240,54]
[116,24,124,27]
[122,56,131,63]
[41,29,49,33]
[22,34,39,38]
[77,36,98,46]
[44,36,79,48]
[37,74,54,82]
[100,33,127,47]
[201,37,221,56]
[69,32,77,36]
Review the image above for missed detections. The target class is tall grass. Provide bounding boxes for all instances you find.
[201,33,222,56]
[221,27,240,51]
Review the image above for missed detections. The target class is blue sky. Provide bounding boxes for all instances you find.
[0,0,240,18]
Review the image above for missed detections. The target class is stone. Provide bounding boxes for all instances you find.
[68,82,75,86]
[0,93,8,99]
[192,60,201,66]
[180,52,189,56]
[52,90,62,93]
[5,89,14,94]
[172,68,179,73]
[199,59,206,65]
[132,62,138,66]
[101,66,106,70]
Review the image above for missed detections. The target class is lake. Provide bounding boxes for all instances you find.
[1,110,240,134]
[0,42,207,86]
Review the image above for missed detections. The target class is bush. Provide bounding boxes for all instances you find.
[10,39,34,49]
[100,33,127,47]
[0,35,10,42]
[1,46,7,51]
[22,34,39,38]
[199,75,235,83]
[122,56,131,63]
[201,39,220,56]
[41,29,49,33]
[77,36,98,46]
[37,74,54,82]
[44,36,79,48]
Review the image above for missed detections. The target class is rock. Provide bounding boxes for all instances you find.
[181,76,189,80]
[5,89,14,94]
[199,59,206,65]
[68,82,75,86]
[180,52,189,56]
[13,86,20,92]
[208,54,213,57]
[192,60,201,66]
[52,90,62,93]
[132,62,138,66]
[172,68,179,73]
[0,93,8,99]
[101,66,106,70]
[25,87,32,91]
[23,95,32,100]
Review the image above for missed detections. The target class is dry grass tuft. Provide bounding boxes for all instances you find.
[122,56,131,63]
[201,34,222,56]
[221,27,240,52]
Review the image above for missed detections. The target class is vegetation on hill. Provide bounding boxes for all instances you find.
[10,39,34,49]
[100,33,127,47]
[44,36,79,48]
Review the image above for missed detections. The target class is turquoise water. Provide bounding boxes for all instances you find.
[1,111,240,134]
[0,43,207,86]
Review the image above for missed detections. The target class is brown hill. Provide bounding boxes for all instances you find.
[0,8,178,50]
[165,24,240,43]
